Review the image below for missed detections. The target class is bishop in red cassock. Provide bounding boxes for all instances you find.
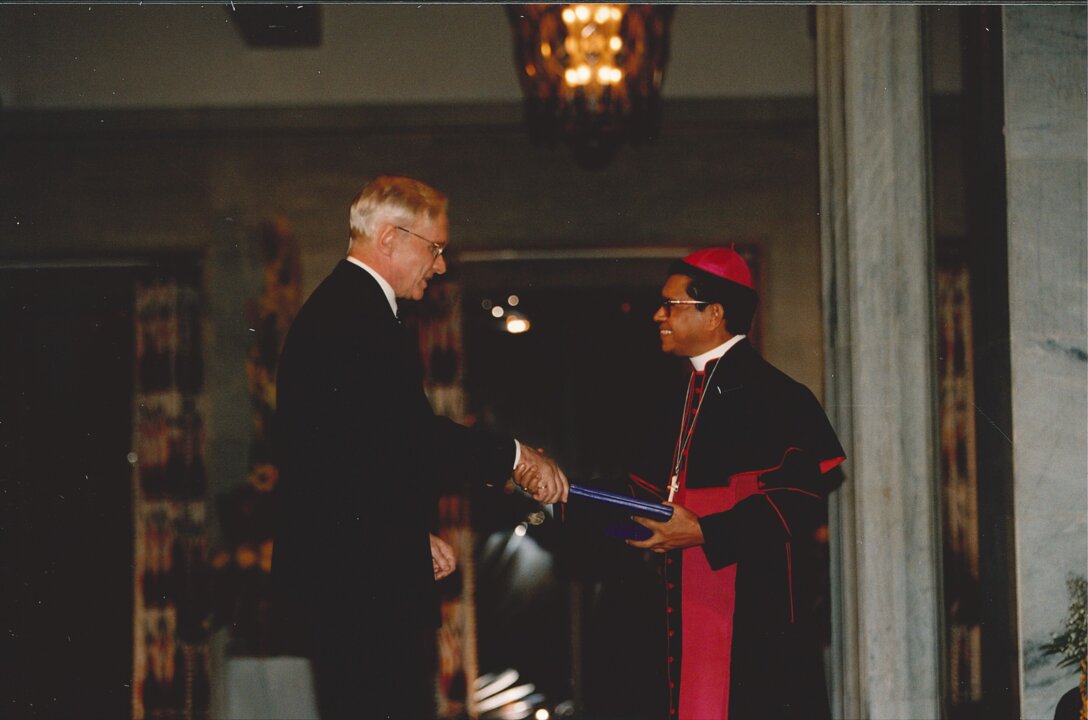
[629,248,846,720]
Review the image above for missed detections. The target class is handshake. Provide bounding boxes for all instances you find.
[430,443,567,581]
[512,443,570,505]
[430,442,700,580]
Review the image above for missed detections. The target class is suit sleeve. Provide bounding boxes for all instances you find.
[320,316,514,498]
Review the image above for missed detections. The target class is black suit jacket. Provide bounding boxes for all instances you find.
[271,260,514,656]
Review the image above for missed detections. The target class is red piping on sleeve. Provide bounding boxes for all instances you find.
[753,447,802,479]
[785,541,795,624]
[763,494,792,537]
[820,455,847,474]
[763,486,821,500]
[765,493,796,623]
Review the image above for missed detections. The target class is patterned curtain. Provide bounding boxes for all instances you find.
[210,217,301,655]
[938,264,983,708]
[132,276,211,720]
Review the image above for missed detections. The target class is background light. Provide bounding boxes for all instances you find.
[505,314,531,334]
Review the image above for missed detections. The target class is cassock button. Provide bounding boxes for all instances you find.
[668,630,674,637]
[666,558,673,565]
[669,709,676,716]
[668,656,674,663]
[667,607,674,614]
[667,582,675,589]
[669,682,675,689]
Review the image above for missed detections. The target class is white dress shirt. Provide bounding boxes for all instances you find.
[345,256,398,318]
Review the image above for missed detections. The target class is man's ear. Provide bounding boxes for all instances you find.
[708,302,727,330]
[375,223,398,257]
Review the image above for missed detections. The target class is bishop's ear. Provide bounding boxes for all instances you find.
[708,302,727,329]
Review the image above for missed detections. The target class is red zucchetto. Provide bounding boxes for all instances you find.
[670,246,754,290]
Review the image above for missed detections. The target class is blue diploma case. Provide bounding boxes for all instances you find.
[568,484,673,541]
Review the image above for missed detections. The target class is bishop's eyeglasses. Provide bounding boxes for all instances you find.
[658,299,709,317]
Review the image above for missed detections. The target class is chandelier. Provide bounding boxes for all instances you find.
[507,4,674,169]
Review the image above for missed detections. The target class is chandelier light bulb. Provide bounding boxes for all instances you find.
[508,4,674,168]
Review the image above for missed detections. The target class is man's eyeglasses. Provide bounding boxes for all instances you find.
[658,299,708,317]
[395,226,446,259]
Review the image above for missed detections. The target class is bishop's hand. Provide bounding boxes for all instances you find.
[626,502,705,552]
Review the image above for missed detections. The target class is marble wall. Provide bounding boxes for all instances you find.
[1004,7,1088,719]
[816,6,942,718]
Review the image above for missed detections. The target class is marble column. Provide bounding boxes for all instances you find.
[817,6,942,718]
[1003,7,1088,719]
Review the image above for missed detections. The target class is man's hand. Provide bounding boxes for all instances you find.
[430,533,456,580]
[626,502,705,552]
[514,444,569,504]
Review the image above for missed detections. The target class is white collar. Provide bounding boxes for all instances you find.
[345,256,398,317]
[689,335,746,372]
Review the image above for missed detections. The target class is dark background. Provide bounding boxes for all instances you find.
[1,268,136,717]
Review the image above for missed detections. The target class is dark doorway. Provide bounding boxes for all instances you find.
[923,6,1019,719]
[1,267,136,717]
[463,270,682,718]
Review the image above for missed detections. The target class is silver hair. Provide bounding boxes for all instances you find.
[347,176,448,249]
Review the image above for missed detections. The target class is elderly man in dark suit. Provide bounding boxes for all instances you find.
[271,176,568,719]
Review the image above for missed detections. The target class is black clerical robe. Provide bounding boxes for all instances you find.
[665,338,845,720]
